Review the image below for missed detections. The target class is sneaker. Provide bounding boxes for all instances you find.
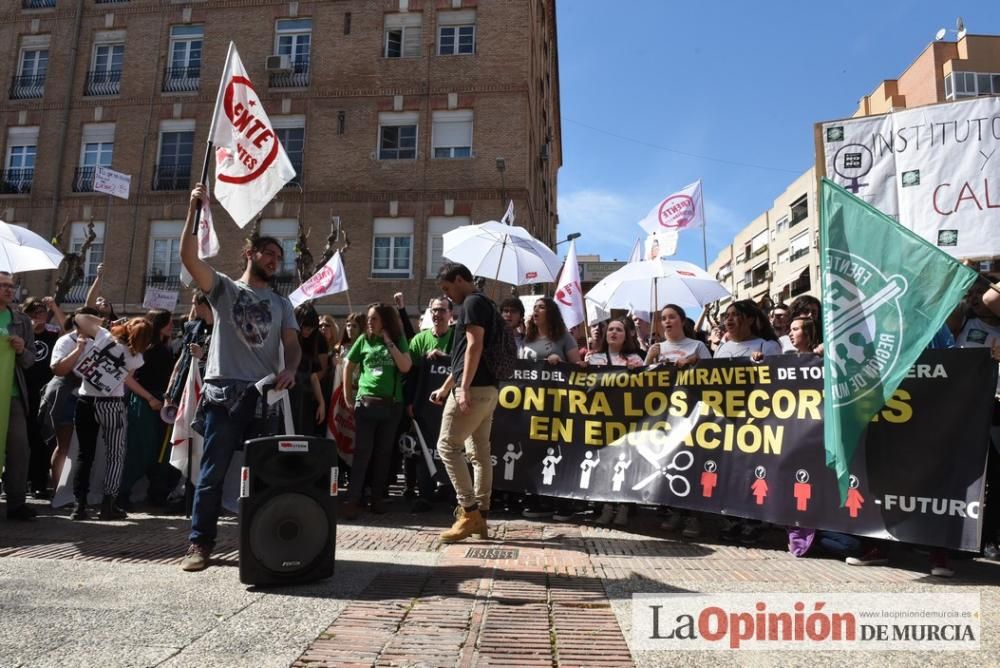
[681,515,702,539]
[6,505,37,521]
[659,511,682,532]
[983,541,1000,561]
[180,543,211,572]
[845,547,889,566]
[613,504,629,526]
[595,504,615,526]
[70,502,89,521]
[931,551,954,578]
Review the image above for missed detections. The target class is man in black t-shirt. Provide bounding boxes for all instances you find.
[431,263,499,542]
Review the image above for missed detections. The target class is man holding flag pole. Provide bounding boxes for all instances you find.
[178,42,300,572]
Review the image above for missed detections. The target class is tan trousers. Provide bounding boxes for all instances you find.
[437,386,499,511]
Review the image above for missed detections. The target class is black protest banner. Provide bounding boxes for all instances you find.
[480,351,994,552]
[406,355,453,484]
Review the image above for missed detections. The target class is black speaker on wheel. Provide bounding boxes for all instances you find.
[239,435,337,586]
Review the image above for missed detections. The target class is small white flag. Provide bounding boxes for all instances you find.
[554,240,585,329]
[288,251,349,307]
[644,229,678,260]
[637,180,706,234]
[180,186,220,287]
[209,42,296,228]
[169,357,204,483]
[501,199,515,226]
[628,237,643,264]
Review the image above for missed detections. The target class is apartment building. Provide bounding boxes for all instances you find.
[0,0,561,313]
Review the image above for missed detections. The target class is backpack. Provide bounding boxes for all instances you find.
[481,300,518,381]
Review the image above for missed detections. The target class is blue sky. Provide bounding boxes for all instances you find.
[554,0,1000,267]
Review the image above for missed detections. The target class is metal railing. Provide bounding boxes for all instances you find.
[0,169,33,194]
[268,61,309,88]
[145,274,181,289]
[84,69,121,96]
[789,248,810,262]
[9,74,45,100]
[61,279,91,304]
[73,167,96,192]
[152,164,191,191]
[22,0,56,9]
[283,160,302,188]
[162,66,200,93]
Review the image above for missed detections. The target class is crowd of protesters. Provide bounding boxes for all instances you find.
[3,239,1000,578]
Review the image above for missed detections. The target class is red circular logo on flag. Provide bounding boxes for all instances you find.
[658,195,696,229]
[302,266,336,297]
[218,76,280,185]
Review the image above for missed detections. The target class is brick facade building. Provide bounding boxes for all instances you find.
[1,0,561,315]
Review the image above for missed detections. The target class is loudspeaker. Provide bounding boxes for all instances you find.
[239,435,338,586]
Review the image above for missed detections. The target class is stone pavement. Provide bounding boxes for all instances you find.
[1,497,999,667]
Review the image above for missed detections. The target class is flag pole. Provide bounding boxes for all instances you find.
[192,41,234,236]
[701,221,708,270]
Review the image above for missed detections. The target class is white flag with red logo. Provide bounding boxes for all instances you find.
[180,184,220,287]
[637,180,705,234]
[209,42,296,228]
[288,251,349,307]
[554,240,585,329]
[169,356,204,483]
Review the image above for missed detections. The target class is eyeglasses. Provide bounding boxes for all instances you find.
[430,308,448,313]
[0,284,15,291]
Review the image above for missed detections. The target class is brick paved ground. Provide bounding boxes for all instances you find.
[2,498,1000,667]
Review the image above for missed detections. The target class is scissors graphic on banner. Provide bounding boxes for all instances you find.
[632,449,694,497]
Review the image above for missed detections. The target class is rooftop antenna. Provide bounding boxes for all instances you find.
[956,17,966,40]
[934,18,966,42]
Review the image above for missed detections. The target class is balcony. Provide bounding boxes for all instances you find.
[84,69,121,96]
[59,279,90,304]
[789,247,810,263]
[73,167,96,192]
[22,0,56,8]
[152,164,191,191]
[0,169,33,194]
[162,66,200,93]
[268,60,309,89]
[9,74,45,100]
[145,274,181,289]
[270,274,296,296]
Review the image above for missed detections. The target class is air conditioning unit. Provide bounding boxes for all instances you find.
[765,270,774,280]
[265,54,292,72]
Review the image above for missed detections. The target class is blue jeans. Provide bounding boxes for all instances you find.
[189,390,271,547]
[816,531,863,558]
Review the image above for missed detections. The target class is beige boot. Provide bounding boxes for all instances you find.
[441,507,487,543]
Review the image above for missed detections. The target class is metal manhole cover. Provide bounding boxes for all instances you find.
[465,548,518,559]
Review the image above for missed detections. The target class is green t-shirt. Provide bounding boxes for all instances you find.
[347,334,409,402]
[408,327,454,365]
[0,310,19,397]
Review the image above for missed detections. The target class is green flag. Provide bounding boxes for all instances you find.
[820,178,977,502]
[0,337,13,470]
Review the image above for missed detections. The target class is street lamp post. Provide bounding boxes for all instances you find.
[555,232,581,247]
[495,157,507,214]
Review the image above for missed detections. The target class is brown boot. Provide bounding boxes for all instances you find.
[441,507,486,543]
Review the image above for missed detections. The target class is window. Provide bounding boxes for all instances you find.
[789,230,810,261]
[378,112,418,160]
[260,219,298,276]
[775,215,788,234]
[3,127,37,194]
[165,25,202,92]
[154,121,194,190]
[950,71,978,98]
[87,37,124,96]
[438,10,475,55]
[75,123,114,191]
[384,13,422,58]
[777,250,788,265]
[751,261,768,286]
[273,115,305,187]
[741,270,751,289]
[72,222,105,282]
[372,218,413,278]
[427,216,468,276]
[148,221,183,280]
[750,230,768,257]
[978,73,993,96]
[432,110,472,158]
[273,18,311,87]
[789,194,808,226]
[12,36,48,99]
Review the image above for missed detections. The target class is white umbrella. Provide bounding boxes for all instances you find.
[586,259,730,314]
[0,220,64,273]
[442,221,562,285]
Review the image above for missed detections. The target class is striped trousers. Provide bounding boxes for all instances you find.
[74,396,128,500]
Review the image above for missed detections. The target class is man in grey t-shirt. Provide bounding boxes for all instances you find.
[178,184,301,572]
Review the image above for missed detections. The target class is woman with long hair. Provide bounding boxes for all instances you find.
[120,309,175,507]
[521,297,582,365]
[52,314,152,521]
[714,300,782,361]
[787,315,819,354]
[646,304,712,367]
[585,318,643,527]
[292,303,328,435]
[338,312,365,357]
[342,303,411,518]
